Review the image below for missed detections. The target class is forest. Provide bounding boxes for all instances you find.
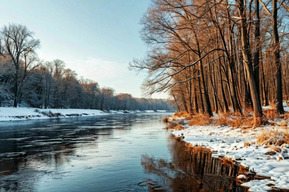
[0,24,173,111]
[131,0,289,123]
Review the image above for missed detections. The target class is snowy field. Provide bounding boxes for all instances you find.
[0,107,170,122]
[171,106,289,191]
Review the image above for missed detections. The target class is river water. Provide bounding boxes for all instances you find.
[0,113,246,192]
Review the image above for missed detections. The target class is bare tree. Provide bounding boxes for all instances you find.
[0,24,40,107]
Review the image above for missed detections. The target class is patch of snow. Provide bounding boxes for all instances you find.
[262,106,272,110]
[237,174,247,180]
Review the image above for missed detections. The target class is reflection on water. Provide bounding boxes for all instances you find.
[141,139,247,192]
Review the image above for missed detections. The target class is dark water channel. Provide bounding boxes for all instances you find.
[0,113,246,192]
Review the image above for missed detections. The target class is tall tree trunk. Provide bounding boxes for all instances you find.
[211,2,242,114]
[199,54,213,116]
[209,60,219,113]
[188,54,193,114]
[228,27,242,113]
[238,0,263,119]
[228,59,242,112]
[194,87,199,113]
[243,58,253,108]
[253,0,261,101]
[261,62,269,106]
[198,70,205,113]
[273,0,284,114]
[180,88,189,113]
[218,58,229,112]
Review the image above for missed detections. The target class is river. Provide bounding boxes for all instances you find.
[0,113,246,192]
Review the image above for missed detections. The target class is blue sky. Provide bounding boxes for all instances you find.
[0,0,167,98]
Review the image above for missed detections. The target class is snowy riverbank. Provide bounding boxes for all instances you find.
[170,108,289,191]
[0,107,170,122]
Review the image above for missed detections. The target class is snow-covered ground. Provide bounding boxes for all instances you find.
[171,106,289,191]
[0,107,107,121]
[0,107,171,122]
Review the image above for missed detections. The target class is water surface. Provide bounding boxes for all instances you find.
[0,114,173,192]
[0,113,246,192]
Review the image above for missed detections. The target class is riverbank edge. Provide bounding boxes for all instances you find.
[0,107,171,122]
[166,115,289,192]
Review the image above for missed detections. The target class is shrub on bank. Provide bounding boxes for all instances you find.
[257,129,289,146]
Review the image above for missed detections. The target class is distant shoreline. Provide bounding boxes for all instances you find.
[0,107,174,122]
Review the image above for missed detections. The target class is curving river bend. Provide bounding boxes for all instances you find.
[0,113,246,192]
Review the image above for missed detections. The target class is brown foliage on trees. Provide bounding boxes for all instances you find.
[131,0,289,126]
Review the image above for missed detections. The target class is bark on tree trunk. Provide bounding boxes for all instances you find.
[273,0,285,114]
[198,70,205,113]
[218,57,229,112]
[253,0,261,101]
[194,87,199,113]
[199,55,213,116]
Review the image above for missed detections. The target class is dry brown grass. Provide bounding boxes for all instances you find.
[263,109,276,121]
[242,108,269,127]
[257,129,289,146]
[213,115,228,126]
[188,114,212,126]
[174,124,185,130]
[183,143,212,154]
[214,111,256,128]
[173,111,190,118]
[183,110,257,128]
[185,116,192,121]
[228,117,246,128]
[191,145,212,154]
[169,106,287,130]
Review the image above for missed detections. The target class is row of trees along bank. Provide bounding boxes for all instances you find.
[131,0,289,123]
[0,24,174,111]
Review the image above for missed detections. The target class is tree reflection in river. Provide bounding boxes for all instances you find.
[141,138,247,192]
